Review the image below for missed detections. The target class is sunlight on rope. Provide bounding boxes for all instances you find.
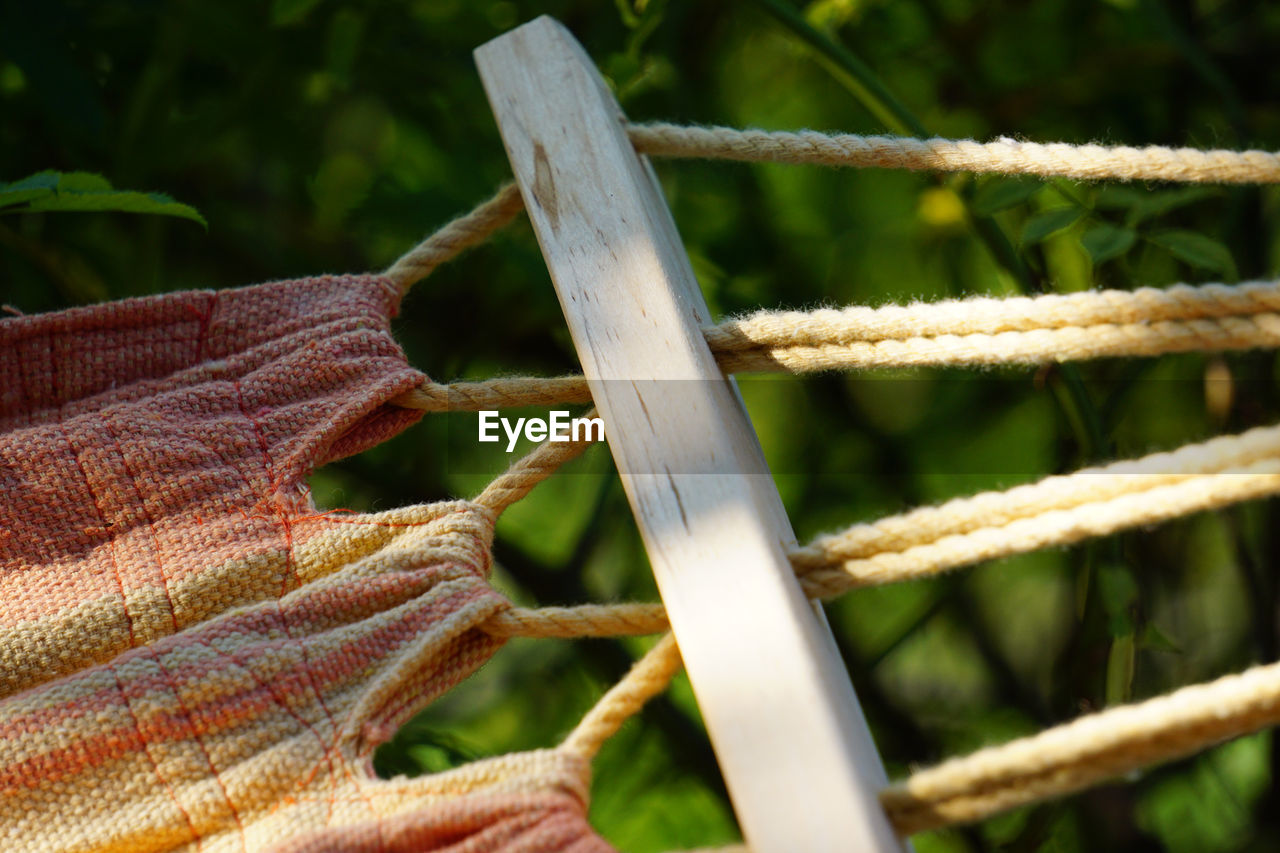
[374,122,1280,844]
[629,123,1280,184]
[391,279,1280,411]
[383,124,1280,295]
[880,658,1280,834]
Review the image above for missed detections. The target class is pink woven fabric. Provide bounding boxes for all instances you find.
[0,276,613,852]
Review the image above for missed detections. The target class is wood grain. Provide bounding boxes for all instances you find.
[475,17,906,852]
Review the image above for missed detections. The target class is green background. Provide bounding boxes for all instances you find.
[3,0,1280,850]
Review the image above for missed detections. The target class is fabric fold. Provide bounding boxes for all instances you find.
[0,276,616,852]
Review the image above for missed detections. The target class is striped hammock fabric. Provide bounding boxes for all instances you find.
[0,277,611,852]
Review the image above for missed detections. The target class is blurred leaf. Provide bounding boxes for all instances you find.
[1147,229,1237,280]
[1095,186,1147,209]
[1136,736,1271,853]
[805,0,869,32]
[327,8,365,83]
[972,179,1042,216]
[1096,185,1220,225]
[1021,207,1083,244]
[1080,222,1137,265]
[1097,561,1139,636]
[1140,621,1183,654]
[1105,632,1136,706]
[0,171,206,226]
[1099,562,1140,707]
[271,0,325,26]
[309,153,372,229]
[0,1,106,138]
[1127,187,1219,224]
[24,191,206,225]
[613,0,642,28]
[0,171,59,208]
[55,172,113,192]
[605,52,643,91]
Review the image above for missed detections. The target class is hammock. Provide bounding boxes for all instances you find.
[5,15,1280,853]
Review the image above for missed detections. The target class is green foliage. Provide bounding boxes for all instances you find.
[271,0,326,27]
[4,0,1280,850]
[1136,735,1273,853]
[1022,206,1084,244]
[0,171,206,226]
[1080,222,1137,265]
[971,178,1043,217]
[1098,185,1221,226]
[1148,229,1239,280]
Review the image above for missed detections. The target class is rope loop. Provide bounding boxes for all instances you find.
[370,120,1280,839]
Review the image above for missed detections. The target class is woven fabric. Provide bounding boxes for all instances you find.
[0,277,611,852]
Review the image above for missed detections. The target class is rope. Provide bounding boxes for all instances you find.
[392,280,1280,411]
[881,657,1280,834]
[715,314,1280,372]
[481,602,669,638]
[382,127,1277,305]
[465,417,1280,643]
[391,375,590,412]
[472,407,600,514]
[560,633,684,762]
[795,422,1280,596]
[383,182,524,296]
[371,124,1280,839]
[661,656,1280,842]
[714,281,1280,343]
[804,459,1280,597]
[474,422,1280,623]
[793,421,1280,565]
[397,314,1280,411]
[715,280,1280,369]
[630,123,1280,184]
[463,422,1280,831]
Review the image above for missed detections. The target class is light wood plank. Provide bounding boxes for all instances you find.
[475,18,906,852]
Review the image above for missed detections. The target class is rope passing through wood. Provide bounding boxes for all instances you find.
[394,279,1280,411]
[461,409,1280,839]
[383,123,1280,294]
[478,420,1280,627]
[373,119,1280,843]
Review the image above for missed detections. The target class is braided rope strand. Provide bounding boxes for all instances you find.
[482,603,669,638]
[393,281,1280,412]
[472,407,600,514]
[384,182,525,295]
[709,281,1280,346]
[368,124,1280,839]
[383,126,1276,304]
[390,375,591,412]
[716,314,1280,372]
[560,633,684,762]
[631,123,1280,184]
[800,459,1280,598]
[881,658,1280,834]
[792,421,1280,570]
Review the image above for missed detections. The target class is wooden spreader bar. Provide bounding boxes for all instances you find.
[475,17,906,852]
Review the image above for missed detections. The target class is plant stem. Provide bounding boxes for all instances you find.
[754,0,1109,460]
[751,0,927,138]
